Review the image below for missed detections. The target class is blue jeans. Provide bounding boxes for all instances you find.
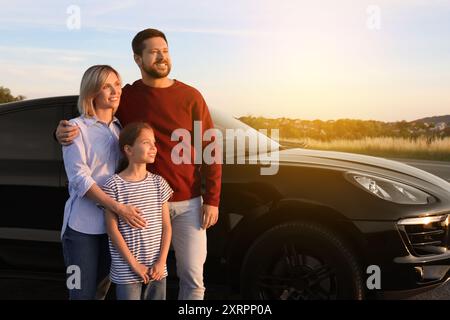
[62,226,111,300]
[116,278,167,300]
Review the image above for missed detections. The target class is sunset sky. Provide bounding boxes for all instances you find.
[1,0,449,121]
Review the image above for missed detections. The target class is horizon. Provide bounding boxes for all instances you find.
[238,114,450,123]
[3,92,448,123]
[1,0,449,122]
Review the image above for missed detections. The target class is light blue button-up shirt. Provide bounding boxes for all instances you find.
[61,115,122,236]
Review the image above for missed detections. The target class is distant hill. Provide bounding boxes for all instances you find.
[414,115,450,124]
[239,115,450,141]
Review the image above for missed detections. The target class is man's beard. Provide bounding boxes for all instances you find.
[143,61,171,79]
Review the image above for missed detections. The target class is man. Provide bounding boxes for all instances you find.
[56,28,222,300]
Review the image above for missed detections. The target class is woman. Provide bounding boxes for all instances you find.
[61,65,145,300]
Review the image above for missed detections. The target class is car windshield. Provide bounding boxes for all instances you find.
[210,108,281,156]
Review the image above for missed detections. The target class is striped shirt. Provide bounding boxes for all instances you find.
[102,172,173,284]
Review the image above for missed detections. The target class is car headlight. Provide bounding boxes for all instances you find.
[347,173,435,204]
[398,214,448,226]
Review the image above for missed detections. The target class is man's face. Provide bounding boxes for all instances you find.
[136,37,172,79]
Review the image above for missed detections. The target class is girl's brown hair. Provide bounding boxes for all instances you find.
[117,122,154,173]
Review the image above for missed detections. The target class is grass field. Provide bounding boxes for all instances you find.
[280,137,450,161]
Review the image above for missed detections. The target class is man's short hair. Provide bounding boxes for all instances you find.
[132,28,168,56]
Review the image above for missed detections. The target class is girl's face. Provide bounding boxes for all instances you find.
[126,128,157,164]
[94,71,122,113]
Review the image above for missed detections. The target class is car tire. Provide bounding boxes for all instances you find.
[240,222,365,300]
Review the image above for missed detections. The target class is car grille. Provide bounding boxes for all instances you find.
[399,215,449,256]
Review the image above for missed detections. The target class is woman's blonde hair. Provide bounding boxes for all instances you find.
[77,65,121,117]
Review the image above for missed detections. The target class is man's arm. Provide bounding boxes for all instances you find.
[56,120,79,145]
[198,97,222,229]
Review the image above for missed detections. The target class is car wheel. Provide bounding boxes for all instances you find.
[240,222,365,300]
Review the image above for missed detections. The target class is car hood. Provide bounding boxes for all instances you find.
[275,148,450,191]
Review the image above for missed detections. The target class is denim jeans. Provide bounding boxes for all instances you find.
[116,278,167,300]
[62,226,111,300]
[169,196,207,300]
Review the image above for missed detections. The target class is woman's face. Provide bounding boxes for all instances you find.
[94,71,122,113]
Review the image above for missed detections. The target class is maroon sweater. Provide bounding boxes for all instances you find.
[116,79,222,206]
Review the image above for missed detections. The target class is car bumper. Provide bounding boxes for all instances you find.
[354,219,450,294]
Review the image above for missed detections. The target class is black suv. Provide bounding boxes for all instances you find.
[1,96,450,299]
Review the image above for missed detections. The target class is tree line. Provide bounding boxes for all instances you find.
[0,86,25,104]
[239,116,450,141]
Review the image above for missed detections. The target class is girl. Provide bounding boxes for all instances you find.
[62,65,146,300]
[102,122,173,300]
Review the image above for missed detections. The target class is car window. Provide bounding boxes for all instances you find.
[0,106,62,161]
[210,108,281,156]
